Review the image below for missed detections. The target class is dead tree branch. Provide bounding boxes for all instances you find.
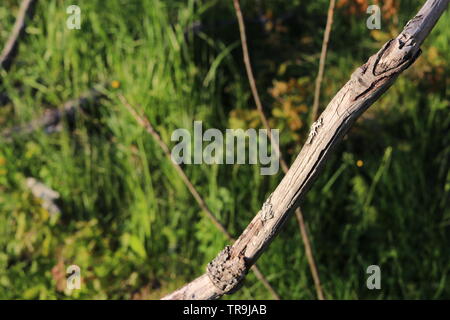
[232,0,325,300]
[163,0,448,300]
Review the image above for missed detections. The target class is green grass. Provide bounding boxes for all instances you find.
[0,0,448,299]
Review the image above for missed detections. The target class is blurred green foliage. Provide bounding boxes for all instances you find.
[0,0,448,299]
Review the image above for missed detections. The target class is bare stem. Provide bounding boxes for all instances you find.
[310,0,336,124]
[0,0,38,71]
[119,94,281,300]
[232,0,325,300]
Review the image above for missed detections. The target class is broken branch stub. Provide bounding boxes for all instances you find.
[163,0,449,300]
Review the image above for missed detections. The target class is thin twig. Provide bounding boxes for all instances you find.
[231,0,287,170]
[164,0,448,300]
[118,94,281,300]
[0,0,38,71]
[310,0,336,124]
[232,0,325,300]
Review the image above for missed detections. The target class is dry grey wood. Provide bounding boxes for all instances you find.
[0,0,38,71]
[163,0,448,300]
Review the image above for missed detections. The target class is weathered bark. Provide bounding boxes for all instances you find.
[163,0,449,300]
[119,94,281,300]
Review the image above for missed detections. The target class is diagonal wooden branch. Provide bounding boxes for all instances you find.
[163,0,449,300]
[232,0,325,300]
[118,94,281,300]
[0,0,38,71]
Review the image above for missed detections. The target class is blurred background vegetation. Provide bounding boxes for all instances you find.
[0,0,448,299]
